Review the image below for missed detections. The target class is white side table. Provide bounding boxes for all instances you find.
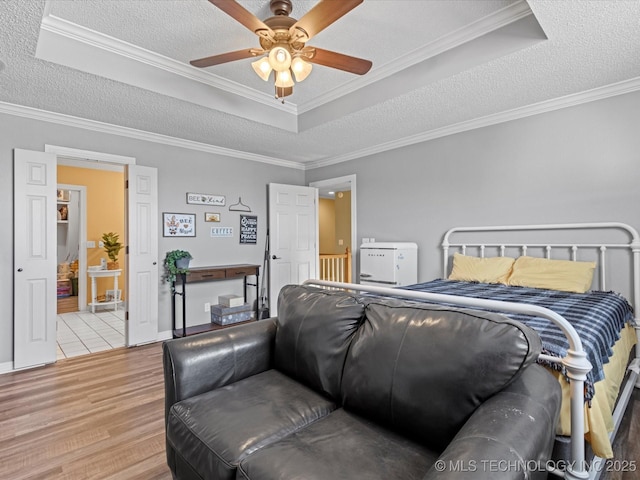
[88,269,122,313]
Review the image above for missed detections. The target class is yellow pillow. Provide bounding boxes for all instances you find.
[448,253,515,284]
[507,256,596,293]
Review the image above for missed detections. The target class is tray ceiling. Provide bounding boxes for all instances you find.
[1,1,639,169]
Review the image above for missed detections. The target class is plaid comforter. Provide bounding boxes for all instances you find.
[397,279,636,401]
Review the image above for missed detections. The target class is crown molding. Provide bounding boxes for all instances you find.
[304,76,640,170]
[40,4,536,129]
[41,14,295,113]
[0,102,304,170]
[2,75,639,173]
[297,0,533,113]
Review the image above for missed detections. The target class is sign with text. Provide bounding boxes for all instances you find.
[240,215,258,244]
[210,226,233,238]
[186,192,226,206]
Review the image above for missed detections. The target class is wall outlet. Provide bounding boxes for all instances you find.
[338,239,344,246]
[98,240,104,248]
[370,238,375,243]
[86,241,96,248]
[362,238,370,243]
[204,302,211,313]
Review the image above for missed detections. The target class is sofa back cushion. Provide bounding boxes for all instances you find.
[341,298,541,451]
[274,285,365,400]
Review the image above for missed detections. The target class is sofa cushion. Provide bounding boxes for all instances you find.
[274,284,365,400]
[166,369,336,480]
[341,299,542,451]
[237,408,437,480]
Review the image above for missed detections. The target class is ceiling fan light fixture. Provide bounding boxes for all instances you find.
[275,69,294,88]
[251,57,272,81]
[291,56,312,82]
[191,0,372,101]
[268,46,292,72]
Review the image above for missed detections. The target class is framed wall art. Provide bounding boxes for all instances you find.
[163,213,196,237]
[205,212,221,222]
[239,215,258,244]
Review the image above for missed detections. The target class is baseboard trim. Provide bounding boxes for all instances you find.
[157,330,173,342]
[0,361,14,375]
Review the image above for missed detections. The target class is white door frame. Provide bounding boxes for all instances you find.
[45,145,137,340]
[309,174,357,282]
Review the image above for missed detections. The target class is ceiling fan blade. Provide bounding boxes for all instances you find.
[208,0,274,39]
[190,48,262,68]
[289,0,363,42]
[306,47,372,75]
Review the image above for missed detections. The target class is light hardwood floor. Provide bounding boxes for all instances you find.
[0,342,172,480]
[0,342,637,480]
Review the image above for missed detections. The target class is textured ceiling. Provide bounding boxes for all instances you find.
[1,1,640,169]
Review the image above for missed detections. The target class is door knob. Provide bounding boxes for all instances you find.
[17,268,23,272]
[272,255,281,260]
[153,262,157,265]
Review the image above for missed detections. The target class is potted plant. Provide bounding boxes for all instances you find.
[101,232,123,270]
[164,250,192,285]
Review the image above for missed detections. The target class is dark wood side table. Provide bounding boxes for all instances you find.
[171,264,260,338]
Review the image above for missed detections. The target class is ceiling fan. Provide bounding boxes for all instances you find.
[190,0,373,100]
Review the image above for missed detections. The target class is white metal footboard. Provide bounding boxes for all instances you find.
[304,279,593,480]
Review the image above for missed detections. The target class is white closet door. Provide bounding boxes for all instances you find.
[14,149,57,369]
[126,165,159,345]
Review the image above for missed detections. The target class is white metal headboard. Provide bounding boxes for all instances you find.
[441,222,640,310]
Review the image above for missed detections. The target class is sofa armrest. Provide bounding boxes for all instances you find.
[163,318,277,423]
[424,364,561,480]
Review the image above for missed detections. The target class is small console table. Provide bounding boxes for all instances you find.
[88,269,122,313]
[171,264,260,338]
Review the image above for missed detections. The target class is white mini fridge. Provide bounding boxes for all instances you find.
[359,242,418,286]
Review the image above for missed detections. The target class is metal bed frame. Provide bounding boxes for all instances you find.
[305,222,640,480]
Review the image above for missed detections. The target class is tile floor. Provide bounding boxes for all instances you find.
[57,309,125,360]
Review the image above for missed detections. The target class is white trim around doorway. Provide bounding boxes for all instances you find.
[309,174,357,282]
[46,144,136,344]
[45,145,135,165]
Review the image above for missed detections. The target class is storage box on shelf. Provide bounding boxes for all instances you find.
[210,303,253,325]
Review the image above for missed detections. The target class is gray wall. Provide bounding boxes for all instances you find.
[3,89,640,365]
[0,113,303,365]
[306,90,640,283]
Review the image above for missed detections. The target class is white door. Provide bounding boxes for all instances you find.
[126,165,159,345]
[13,149,57,369]
[268,183,318,317]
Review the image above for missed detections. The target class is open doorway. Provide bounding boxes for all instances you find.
[309,175,357,283]
[55,157,126,359]
[14,146,158,370]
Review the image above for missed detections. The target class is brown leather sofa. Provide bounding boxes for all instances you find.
[163,284,561,480]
